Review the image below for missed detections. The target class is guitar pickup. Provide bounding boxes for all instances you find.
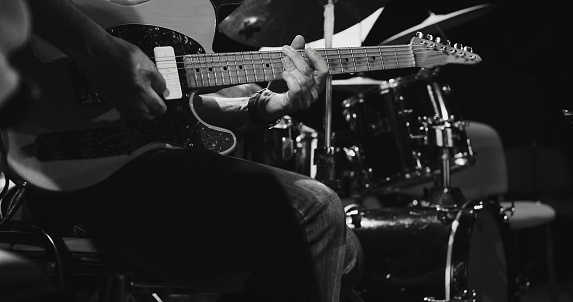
[154,46,182,100]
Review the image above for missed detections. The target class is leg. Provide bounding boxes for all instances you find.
[26,148,363,302]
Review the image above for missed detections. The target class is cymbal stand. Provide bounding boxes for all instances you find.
[315,0,342,191]
[426,124,466,215]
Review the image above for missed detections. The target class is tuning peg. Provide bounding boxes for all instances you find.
[454,43,463,49]
[426,33,434,40]
[435,37,442,43]
[415,31,424,38]
[463,46,473,52]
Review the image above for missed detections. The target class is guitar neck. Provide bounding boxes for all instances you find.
[184,45,417,89]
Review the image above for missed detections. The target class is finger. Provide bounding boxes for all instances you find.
[126,95,159,122]
[282,45,314,79]
[281,62,311,97]
[305,47,329,88]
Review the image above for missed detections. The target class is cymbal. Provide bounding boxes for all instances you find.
[218,0,388,48]
[379,3,496,45]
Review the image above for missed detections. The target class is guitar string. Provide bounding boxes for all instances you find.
[149,46,477,87]
[149,45,424,61]
[150,46,475,70]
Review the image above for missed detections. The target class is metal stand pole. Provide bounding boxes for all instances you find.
[427,125,466,212]
[315,0,342,191]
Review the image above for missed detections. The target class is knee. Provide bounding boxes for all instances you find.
[300,179,346,232]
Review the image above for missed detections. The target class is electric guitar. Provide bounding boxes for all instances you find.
[1,0,482,192]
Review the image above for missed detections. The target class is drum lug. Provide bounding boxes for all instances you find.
[344,204,363,228]
[424,289,477,302]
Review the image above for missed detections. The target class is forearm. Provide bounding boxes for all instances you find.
[194,89,286,132]
[193,94,250,131]
[27,0,113,62]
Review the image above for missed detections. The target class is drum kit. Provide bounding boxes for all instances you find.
[222,2,519,302]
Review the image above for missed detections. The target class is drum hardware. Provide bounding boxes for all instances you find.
[314,146,342,191]
[420,123,471,226]
[313,1,345,194]
[338,69,476,197]
[238,116,319,177]
[265,117,296,161]
[564,109,573,125]
[340,145,376,196]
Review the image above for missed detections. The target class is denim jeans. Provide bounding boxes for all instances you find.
[27,148,364,302]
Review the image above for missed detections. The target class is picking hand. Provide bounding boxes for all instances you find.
[77,37,168,122]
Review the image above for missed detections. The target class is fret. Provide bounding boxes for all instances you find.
[263,51,276,81]
[268,52,275,81]
[224,53,232,85]
[255,52,266,82]
[271,51,282,80]
[192,54,202,88]
[336,48,344,74]
[266,52,278,81]
[378,47,385,71]
[240,52,248,84]
[350,48,357,73]
[364,48,371,71]
[218,53,227,86]
[211,53,219,87]
[330,50,344,73]
[203,54,212,87]
[260,52,267,81]
[393,46,399,68]
[195,54,206,88]
[250,51,258,82]
[218,53,226,86]
[232,53,239,85]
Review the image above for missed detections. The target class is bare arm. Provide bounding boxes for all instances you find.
[194,35,329,131]
[26,1,329,129]
[27,0,167,122]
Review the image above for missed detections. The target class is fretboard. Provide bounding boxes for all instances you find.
[183,45,417,89]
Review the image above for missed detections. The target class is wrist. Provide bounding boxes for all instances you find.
[248,89,281,129]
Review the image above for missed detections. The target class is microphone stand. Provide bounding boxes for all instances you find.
[315,0,342,191]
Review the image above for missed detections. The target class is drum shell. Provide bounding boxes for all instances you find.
[341,71,475,194]
[347,200,515,302]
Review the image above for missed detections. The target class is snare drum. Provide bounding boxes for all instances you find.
[341,70,475,194]
[346,200,516,302]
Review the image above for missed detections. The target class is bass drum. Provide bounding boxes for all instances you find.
[346,200,517,302]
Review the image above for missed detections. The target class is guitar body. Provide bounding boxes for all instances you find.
[2,0,236,192]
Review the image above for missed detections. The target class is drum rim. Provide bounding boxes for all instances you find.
[447,200,513,301]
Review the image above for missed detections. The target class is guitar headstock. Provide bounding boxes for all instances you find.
[410,31,482,68]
